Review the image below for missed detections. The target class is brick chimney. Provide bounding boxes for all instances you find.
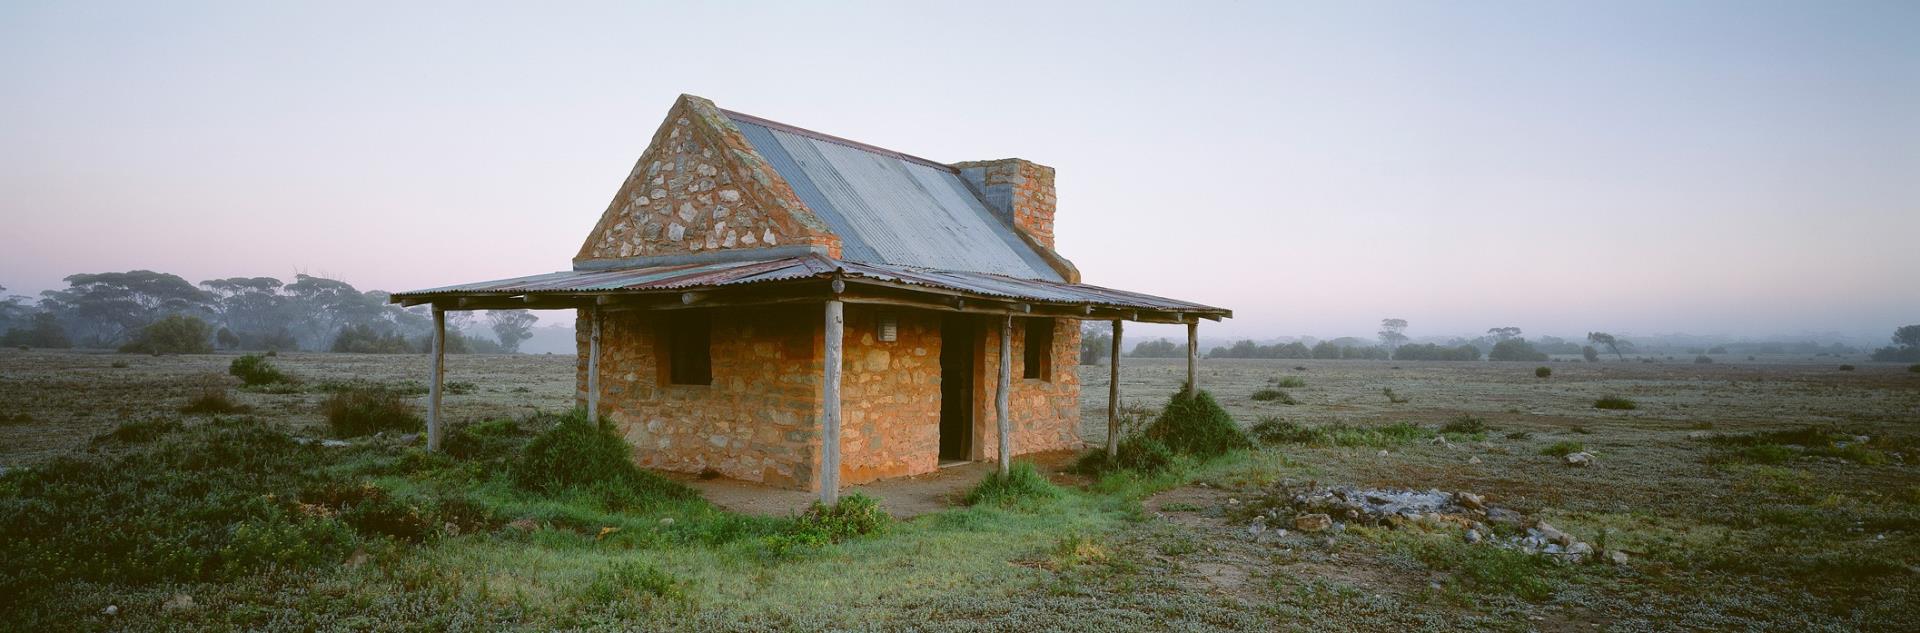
[954,158,1057,249]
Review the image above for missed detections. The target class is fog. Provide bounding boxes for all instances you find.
[3,2,1915,348]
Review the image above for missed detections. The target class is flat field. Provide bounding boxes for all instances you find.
[1,349,1915,631]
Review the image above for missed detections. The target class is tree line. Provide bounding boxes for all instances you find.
[0,272,538,354]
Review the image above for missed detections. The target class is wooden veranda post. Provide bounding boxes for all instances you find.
[996,314,1013,475]
[1106,320,1123,458]
[586,306,601,421]
[1186,319,1198,393]
[427,307,445,452]
[820,299,844,504]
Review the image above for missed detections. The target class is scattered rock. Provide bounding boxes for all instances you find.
[1608,550,1630,565]
[506,518,539,532]
[1247,518,1267,535]
[443,522,461,537]
[1687,431,1714,440]
[1227,497,1240,505]
[344,548,371,568]
[1455,492,1486,510]
[319,439,350,448]
[1465,529,1483,544]
[1294,513,1333,532]
[659,517,676,526]
[1565,452,1594,467]
[1534,522,1574,546]
[1486,507,1525,527]
[1468,456,1483,465]
[395,433,421,445]
[162,593,194,613]
[102,605,118,616]
[1377,450,1390,458]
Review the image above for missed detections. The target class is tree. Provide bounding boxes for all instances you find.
[487,310,539,353]
[1130,338,1182,358]
[1079,321,1112,364]
[1311,340,1341,359]
[1870,324,1920,362]
[1378,318,1409,350]
[1,312,72,348]
[1588,332,1626,361]
[1489,338,1549,362]
[1487,327,1522,342]
[118,314,213,354]
[38,271,213,347]
[1582,345,1600,362]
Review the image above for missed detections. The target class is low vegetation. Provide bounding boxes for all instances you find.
[1250,388,1297,404]
[228,354,294,386]
[320,386,422,437]
[965,461,1063,508]
[117,314,214,355]
[1540,440,1586,457]
[1593,395,1637,410]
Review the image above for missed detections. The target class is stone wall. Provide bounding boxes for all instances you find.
[575,95,839,263]
[576,306,1085,491]
[576,306,825,489]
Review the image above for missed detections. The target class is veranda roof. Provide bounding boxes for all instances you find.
[390,252,1228,324]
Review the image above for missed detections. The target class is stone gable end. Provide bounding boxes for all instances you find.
[575,95,840,263]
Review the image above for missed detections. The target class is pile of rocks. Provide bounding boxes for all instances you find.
[1234,484,1624,564]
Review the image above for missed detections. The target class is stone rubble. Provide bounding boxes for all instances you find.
[1565,452,1595,467]
[1231,484,1621,564]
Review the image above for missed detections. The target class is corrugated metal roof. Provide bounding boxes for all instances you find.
[393,254,1226,315]
[726,113,1063,282]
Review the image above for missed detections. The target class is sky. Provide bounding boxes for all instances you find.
[2,1,1915,344]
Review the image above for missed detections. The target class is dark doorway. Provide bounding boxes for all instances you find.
[939,315,975,462]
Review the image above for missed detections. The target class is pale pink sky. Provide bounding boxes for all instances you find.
[2,1,1915,343]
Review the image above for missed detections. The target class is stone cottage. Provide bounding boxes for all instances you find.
[392,94,1230,500]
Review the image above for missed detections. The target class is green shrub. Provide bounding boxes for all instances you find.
[1837,364,1855,371]
[1250,388,1297,404]
[1440,415,1489,435]
[217,512,355,576]
[88,418,182,444]
[322,386,422,437]
[1504,430,1532,440]
[1250,416,1320,445]
[1593,396,1637,410]
[229,354,294,386]
[1694,355,1714,364]
[512,411,693,507]
[1382,387,1410,403]
[118,315,213,355]
[1407,537,1555,601]
[1072,435,1176,475]
[1535,366,1552,378]
[1540,441,1585,457]
[444,418,527,465]
[181,385,250,415]
[585,561,688,605]
[1272,376,1306,388]
[964,461,1062,507]
[1143,389,1249,459]
[1248,418,1433,448]
[792,492,890,543]
[110,360,129,368]
[330,323,415,354]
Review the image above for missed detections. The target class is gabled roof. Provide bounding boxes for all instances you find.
[723,110,1064,282]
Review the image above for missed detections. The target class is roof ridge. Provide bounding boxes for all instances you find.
[719,108,957,172]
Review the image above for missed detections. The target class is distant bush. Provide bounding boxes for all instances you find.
[1272,376,1307,388]
[1440,415,1490,435]
[1209,339,1312,359]
[1593,396,1637,410]
[0,313,71,349]
[512,411,693,508]
[1382,387,1410,403]
[1582,346,1600,362]
[1540,441,1585,457]
[1868,325,1920,362]
[1128,338,1184,358]
[1695,355,1714,364]
[181,385,251,415]
[1837,364,1855,372]
[331,324,415,354]
[964,461,1062,508]
[1250,388,1297,404]
[118,315,213,355]
[321,386,422,437]
[1392,343,1482,361]
[1535,366,1551,378]
[229,354,294,386]
[1489,339,1549,362]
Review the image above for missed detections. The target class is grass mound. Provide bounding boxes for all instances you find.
[1706,426,1896,465]
[1144,388,1249,458]
[1250,388,1297,404]
[1593,396,1637,410]
[322,386,422,437]
[1072,435,1175,475]
[792,492,890,543]
[1540,441,1585,457]
[1272,376,1306,388]
[229,354,294,386]
[1249,418,1434,448]
[965,461,1063,507]
[1439,415,1489,435]
[181,385,251,415]
[513,410,694,508]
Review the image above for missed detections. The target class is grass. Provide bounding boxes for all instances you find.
[1272,376,1307,388]
[1540,441,1585,457]
[1593,396,1637,410]
[1381,387,1410,403]
[1439,414,1489,435]
[179,385,251,415]
[1250,417,1434,448]
[321,386,423,437]
[965,461,1063,508]
[229,354,294,386]
[1706,426,1896,465]
[1250,388,1297,404]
